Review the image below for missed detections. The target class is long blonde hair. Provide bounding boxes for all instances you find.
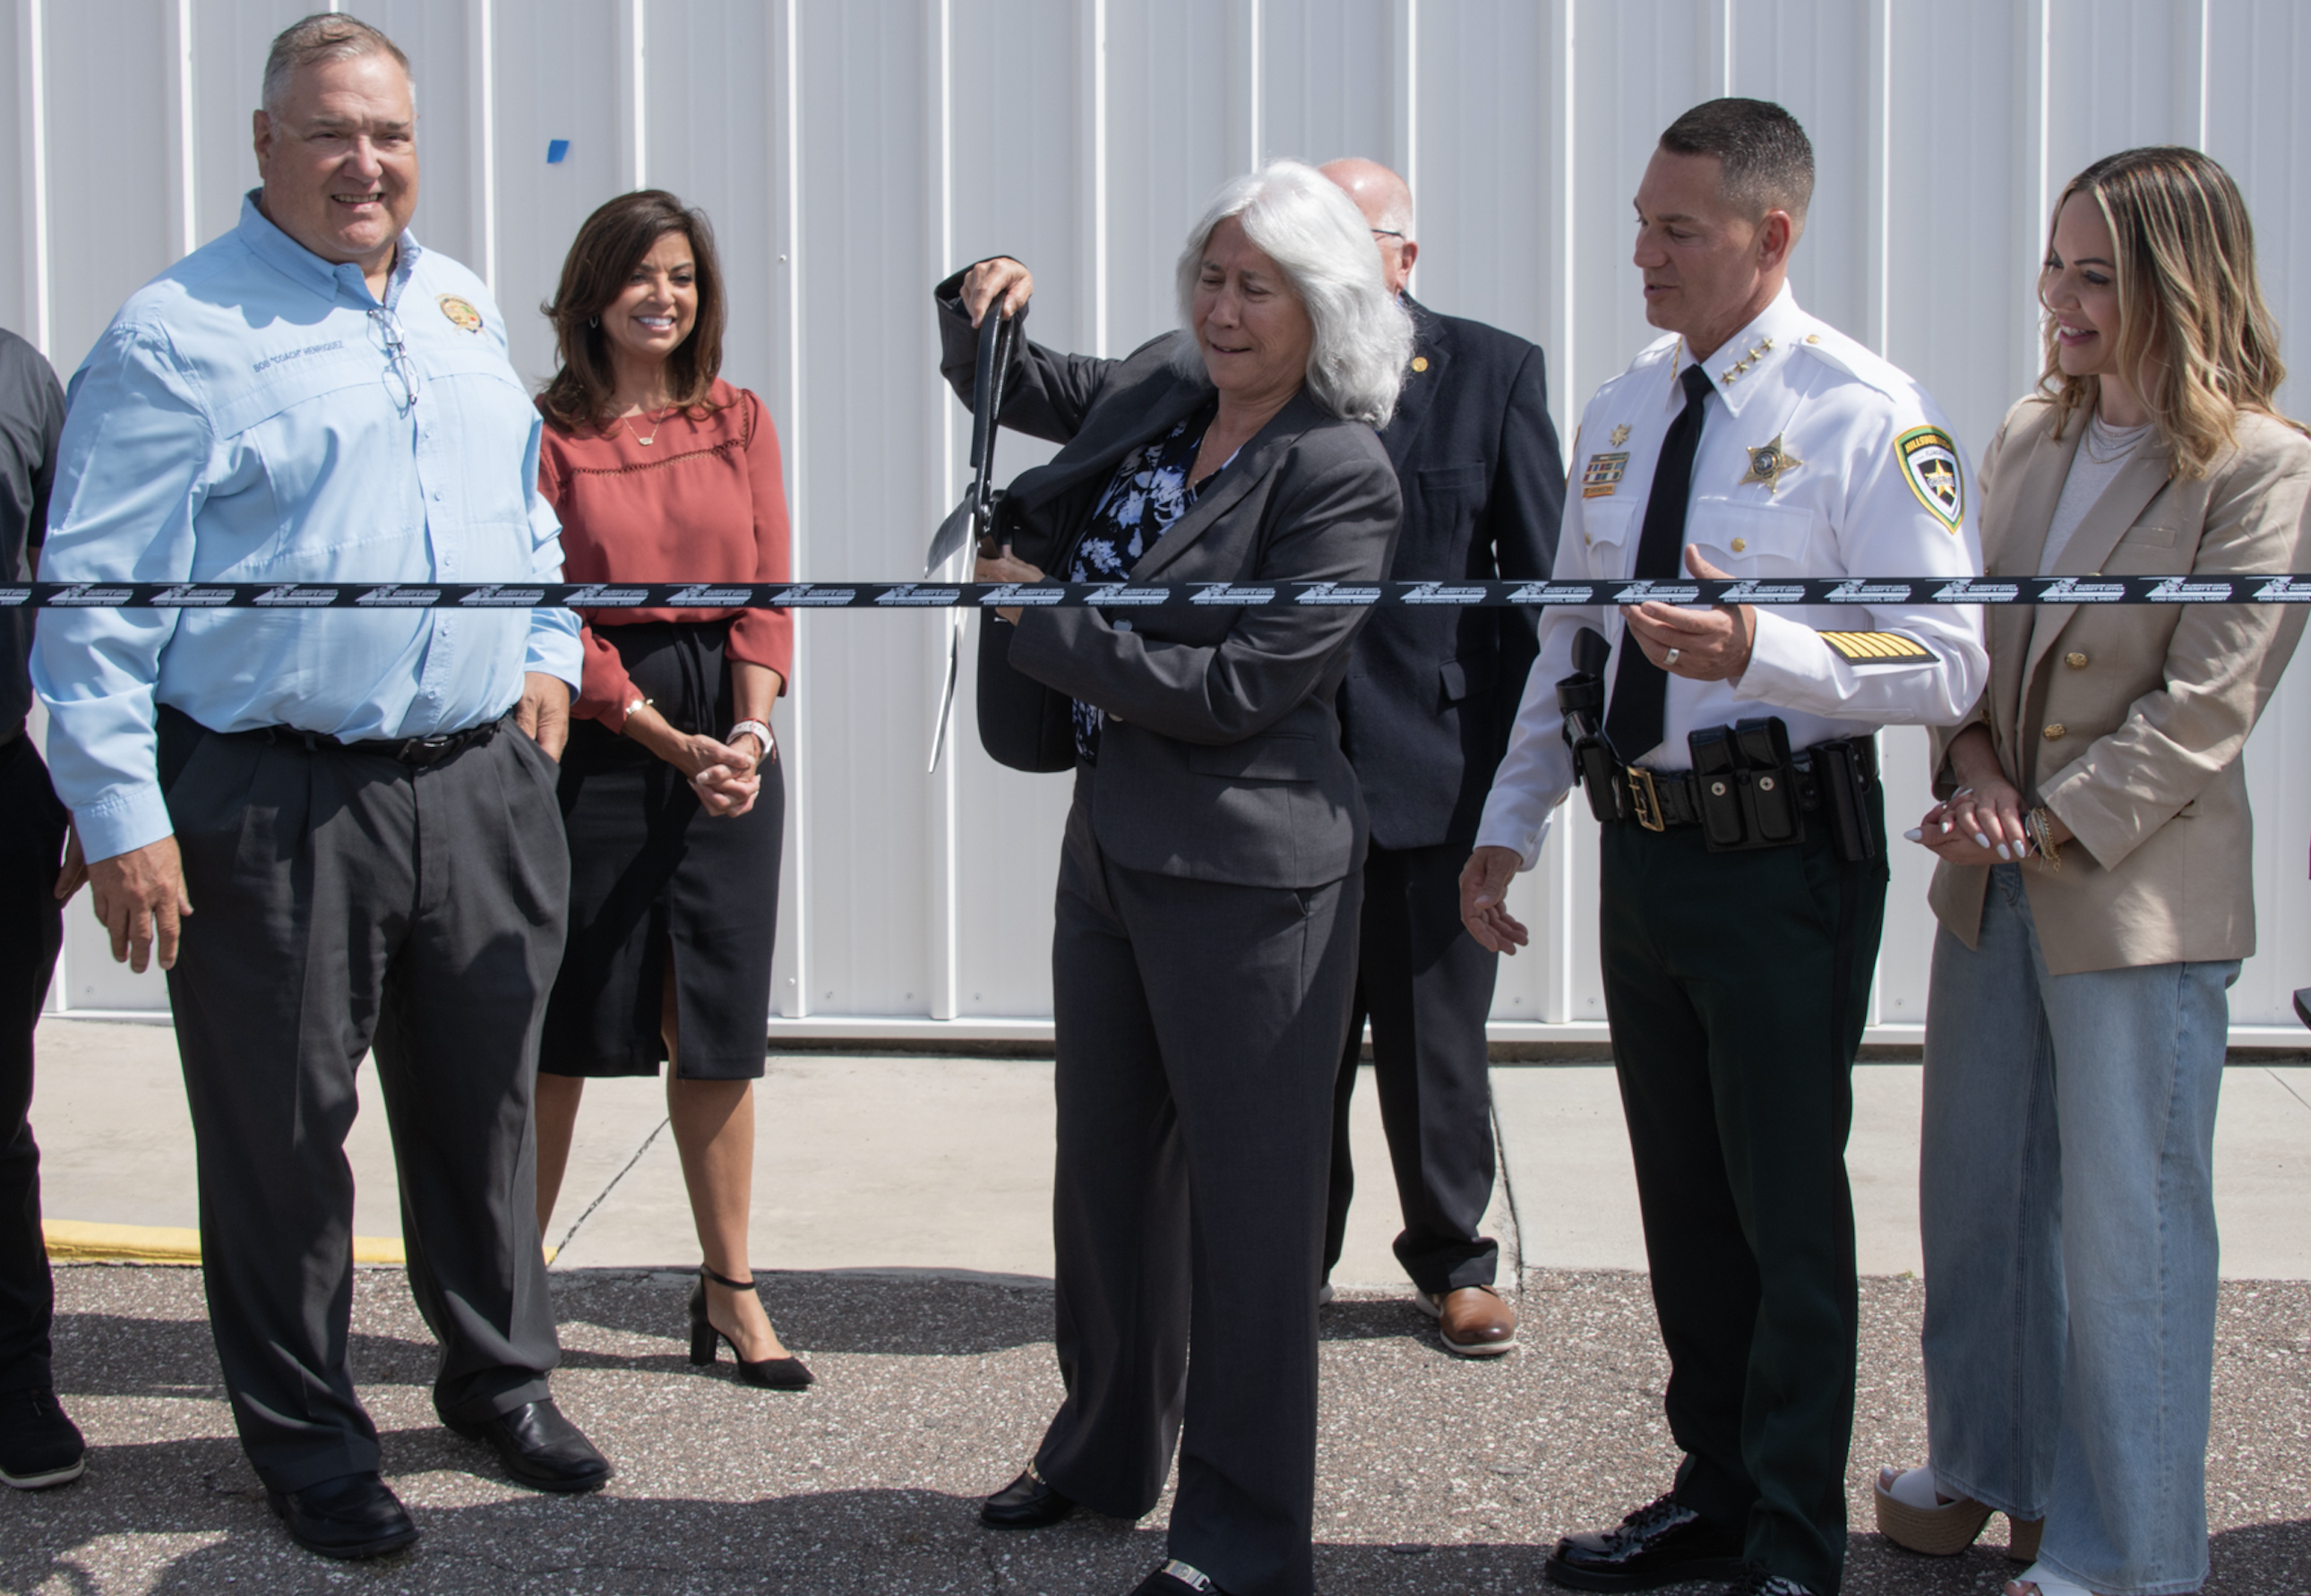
[2038,146,2298,478]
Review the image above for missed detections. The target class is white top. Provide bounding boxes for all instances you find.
[1475,284,1991,869]
[2038,413,2155,575]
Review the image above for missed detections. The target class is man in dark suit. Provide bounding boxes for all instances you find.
[1317,159,1564,1355]
[0,328,81,1493]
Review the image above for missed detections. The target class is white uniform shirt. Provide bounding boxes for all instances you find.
[1477,285,1988,868]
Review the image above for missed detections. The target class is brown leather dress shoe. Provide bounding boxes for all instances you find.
[1416,1284,1518,1356]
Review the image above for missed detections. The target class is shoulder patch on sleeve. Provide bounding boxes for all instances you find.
[1894,425,1965,531]
[1818,630,1936,665]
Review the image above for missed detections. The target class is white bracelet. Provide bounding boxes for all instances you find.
[728,718,775,765]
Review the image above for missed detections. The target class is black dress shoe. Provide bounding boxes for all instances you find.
[0,1386,86,1489]
[443,1398,613,1493]
[2294,986,2311,1029]
[266,1472,419,1559]
[1543,1494,1745,1591]
[1731,1568,1821,1596]
[979,1464,1075,1529]
[1128,1559,1231,1593]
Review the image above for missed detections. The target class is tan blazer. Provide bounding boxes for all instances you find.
[1928,398,2311,974]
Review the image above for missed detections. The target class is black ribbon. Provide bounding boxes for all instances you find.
[7,576,2308,610]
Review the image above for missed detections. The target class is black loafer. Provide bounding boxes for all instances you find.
[266,1471,419,1559]
[980,1464,1076,1529]
[0,1386,87,1489]
[443,1398,613,1493]
[1543,1494,1745,1591]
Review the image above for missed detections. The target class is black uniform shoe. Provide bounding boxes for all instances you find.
[1542,1494,1746,1591]
[0,1386,86,1489]
[1128,1559,1231,1594]
[1731,1567,1822,1596]
[979,1463,1076,1529]
[266,1472,419,1559]
[2294,986,2310,1028]
[442,1398,613,1493]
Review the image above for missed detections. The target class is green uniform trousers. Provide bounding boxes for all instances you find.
[1597,794,1886,1596]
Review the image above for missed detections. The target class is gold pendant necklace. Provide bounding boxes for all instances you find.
[623,405,675,446]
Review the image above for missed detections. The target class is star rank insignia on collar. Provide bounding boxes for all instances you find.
[1719,337,1773,385]
[1740,433,1802,494]
[1609,424,1630,447]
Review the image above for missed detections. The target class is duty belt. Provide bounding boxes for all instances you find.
[1611,757,1809,833]
[1604,731,1880,864]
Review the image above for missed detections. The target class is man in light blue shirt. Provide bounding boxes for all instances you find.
[33,14,608,1557]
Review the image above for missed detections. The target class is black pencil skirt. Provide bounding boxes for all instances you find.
[541,621,784,1080]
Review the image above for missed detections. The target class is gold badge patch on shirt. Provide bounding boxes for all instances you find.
[1896,425,1965,530]
[1581,452,1629,499]
[437,295,484,333]
[1609,424,1631,447]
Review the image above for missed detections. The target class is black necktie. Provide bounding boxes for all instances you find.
[1603,362,1715,762]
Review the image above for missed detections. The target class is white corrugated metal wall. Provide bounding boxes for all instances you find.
[11,0,2309,1043]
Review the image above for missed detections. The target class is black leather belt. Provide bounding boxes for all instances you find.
[234,713,510,768]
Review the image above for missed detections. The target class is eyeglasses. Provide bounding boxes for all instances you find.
[1370,228,1405,241]
[368,308,421,414]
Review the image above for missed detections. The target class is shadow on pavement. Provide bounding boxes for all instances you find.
[16,1267,2308,1595]
[547,1267,1061,1358]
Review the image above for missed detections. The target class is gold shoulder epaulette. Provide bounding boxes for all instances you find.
[1818,631,1934,665]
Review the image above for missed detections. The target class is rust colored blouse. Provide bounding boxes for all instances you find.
[536,380,794,730]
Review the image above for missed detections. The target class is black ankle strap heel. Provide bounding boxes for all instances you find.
[687,1265,814,1390]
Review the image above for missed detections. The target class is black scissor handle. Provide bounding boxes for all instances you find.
[969,306,1017,556]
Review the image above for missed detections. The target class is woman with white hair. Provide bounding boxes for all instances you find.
[939,160,1409,1596]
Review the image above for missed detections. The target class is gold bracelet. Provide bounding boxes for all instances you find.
[2028,806,2062,871]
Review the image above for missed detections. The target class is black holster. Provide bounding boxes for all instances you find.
[1802,735,1881,863]
[1556,667,1626,825]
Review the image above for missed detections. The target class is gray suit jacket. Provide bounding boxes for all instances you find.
[936,273,1403,888]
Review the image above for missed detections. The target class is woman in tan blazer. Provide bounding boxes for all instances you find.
[1869,149,2311,1596]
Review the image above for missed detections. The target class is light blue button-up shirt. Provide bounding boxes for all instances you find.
[34,194,580,861]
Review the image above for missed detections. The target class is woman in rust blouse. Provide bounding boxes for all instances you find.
[531,191,806,1388]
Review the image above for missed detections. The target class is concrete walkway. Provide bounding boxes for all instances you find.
[30,1017,2311,1283]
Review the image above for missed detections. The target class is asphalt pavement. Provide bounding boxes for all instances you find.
[7,1018,2311,1593]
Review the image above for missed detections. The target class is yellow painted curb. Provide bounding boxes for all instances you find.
[39,1222,557,1267]
[42,1221,206,1264]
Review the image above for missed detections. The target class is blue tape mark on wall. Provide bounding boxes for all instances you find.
[546,139,570,164]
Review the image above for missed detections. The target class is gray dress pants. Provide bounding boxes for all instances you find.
[159,709,568,1492]
[1035,795,1362,1596]
[1324,838,1503,1294]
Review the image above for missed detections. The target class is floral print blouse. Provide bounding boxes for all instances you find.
[1065,400,1219,762]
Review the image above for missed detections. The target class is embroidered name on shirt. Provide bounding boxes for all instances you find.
[251,340,345,374]
[1582,452,1629,498]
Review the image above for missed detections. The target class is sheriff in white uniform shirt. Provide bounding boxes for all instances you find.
[1476,282,1988,863]
[1463,100,1985,1596]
